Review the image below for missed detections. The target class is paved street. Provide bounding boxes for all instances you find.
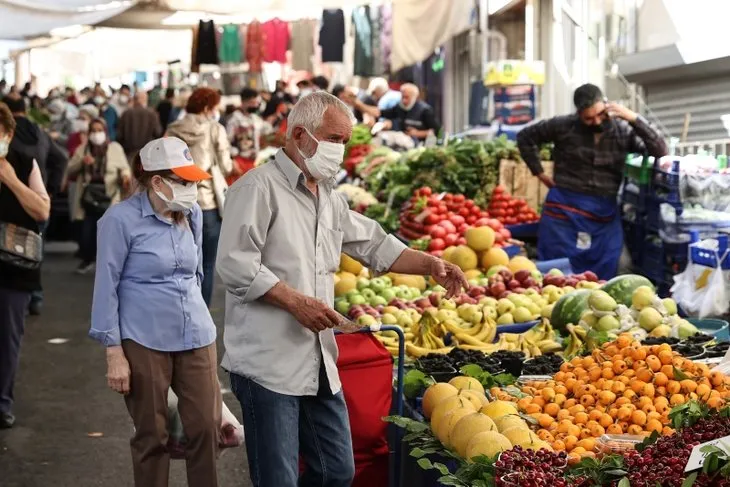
[0,244,253,487]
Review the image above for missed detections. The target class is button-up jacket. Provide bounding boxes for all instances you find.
[217,149,407,396]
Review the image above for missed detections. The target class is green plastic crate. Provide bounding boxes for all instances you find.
[625,155,654,185]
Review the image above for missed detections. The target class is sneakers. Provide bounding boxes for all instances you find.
[75,261,96,275]
[0,412,15,429]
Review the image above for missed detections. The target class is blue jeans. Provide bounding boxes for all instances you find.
[229,373,355,487]
[201,209,222,306]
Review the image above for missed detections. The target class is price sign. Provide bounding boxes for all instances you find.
[685,435,730,472]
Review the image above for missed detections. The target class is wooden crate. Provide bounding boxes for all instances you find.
[498,159,554,210]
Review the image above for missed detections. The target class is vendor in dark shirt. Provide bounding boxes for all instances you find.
[353,83,440,140]
[516,83,667,279]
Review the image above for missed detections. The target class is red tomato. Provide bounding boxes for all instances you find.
[430,226,447,239]
[444,233,458,246]
[425,213,441,225]
[457,237,467,246]
[506,208,515,217]
[438,220,457,233]
[470,206,482,216]
[419,186,432,196]
[493,185,505,194]
[454,194,465,203]
[487,219,502,230]
[494,232,504,243]
[443,193,453,202]
[505,217,517,225]
[493,209,506,217]
[466,215,477,225]
[464,199,474,208]
[428,238,445,251]
[458,207,470,218]
[480,211,490,218]
[499,228,511,239]
[428,195,441,206]
[458,223,471,234]
[449,215,466,226]
[474,218,490,227]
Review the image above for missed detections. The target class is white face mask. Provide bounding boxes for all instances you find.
[118,94,129,105]
[89,131,106,146]
[94,96,105,106]
[210,111,220,123]
[299,88,313,98]
[155,178,198,212]
[0,137,9,158]
[297,128,345,181]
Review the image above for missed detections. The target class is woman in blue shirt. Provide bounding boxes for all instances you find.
[90,137,221,487]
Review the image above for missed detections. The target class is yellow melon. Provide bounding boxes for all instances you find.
[450,413,498,458]
[449,245,478,272]
[431,396,476,433]
[480,400,519,420]
[465,226,495,252]
[436,407,474,446]
[494,414,530,433]
[334,278,357,297]
[465,431,512,462]
[448,376,486,395]
[508,255,537,273]
[458,390,489,410]
[422,383,459,419]
[502,426,540,449]
[481,247,510,269]
[340,254,363,275]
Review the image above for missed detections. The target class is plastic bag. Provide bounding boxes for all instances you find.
[672,261,730,318]
[167,389,244,459]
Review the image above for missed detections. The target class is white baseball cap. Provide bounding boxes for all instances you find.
[139,137,211,182]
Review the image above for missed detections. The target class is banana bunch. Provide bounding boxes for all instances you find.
[564,323,588,357]
[523,319,563,354]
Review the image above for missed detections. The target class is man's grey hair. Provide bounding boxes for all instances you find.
[286,91,356,138]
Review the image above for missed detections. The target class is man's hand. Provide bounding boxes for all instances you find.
[382,120,393,130]
[429,258,470,298]
[606,102,638,123]
[49,131,60,140]
[0,158,17,185]
[83,154,95,166]
[291,295,344,332]
[106,346,131,395]
[538,173,555,189]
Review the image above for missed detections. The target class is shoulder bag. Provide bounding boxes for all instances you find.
[81,147,115,216]
[0,182,43,270]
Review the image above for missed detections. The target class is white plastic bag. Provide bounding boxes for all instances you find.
[167,389,244,459]
[672,262,730,318]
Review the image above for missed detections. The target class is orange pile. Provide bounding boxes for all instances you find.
[511,334,730,463]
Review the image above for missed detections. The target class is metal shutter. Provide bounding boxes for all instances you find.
[645,76,730,141]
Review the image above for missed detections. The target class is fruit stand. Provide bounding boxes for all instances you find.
[329,129,730,486]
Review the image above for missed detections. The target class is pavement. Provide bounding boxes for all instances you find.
[0,244,254,487]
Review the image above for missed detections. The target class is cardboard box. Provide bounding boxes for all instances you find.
[498,159,554,210]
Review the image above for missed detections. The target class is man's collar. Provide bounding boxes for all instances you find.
[274,149,303,189]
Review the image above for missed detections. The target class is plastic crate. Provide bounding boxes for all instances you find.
[640,237,666,283]
[536,258,573,275]
[625,155,654,186]
[689,236,730,269]
[505,222,539,238]
[621,181,649,212]
[646,196,683,232]
[623,220,646,266]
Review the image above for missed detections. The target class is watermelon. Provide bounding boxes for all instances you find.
[551,289,592,332]
[600,274,655,307]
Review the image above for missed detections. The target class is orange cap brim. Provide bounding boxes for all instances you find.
[172,164,212,182]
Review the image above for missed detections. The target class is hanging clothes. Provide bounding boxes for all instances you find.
[239,24,248,66]
[319,8,346,63]
[369,6,383,75]
[219,24,242,64]
[190,25,200,73]
[290,19,315,72]
[246,21,266,73]
[352,6,375,77]
[196,20,219,66]
[380,3,393,74]
[262,18,290,64]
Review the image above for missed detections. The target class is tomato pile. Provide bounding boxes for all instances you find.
[398,187,512,255]
[488,186,540,225]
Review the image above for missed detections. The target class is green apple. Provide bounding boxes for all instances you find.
[380,275,392,287]
[547,268,564,277]
[398,314,413,327]
[360,288,376,300]
[381,313,398,324]
[478,278,490,287]
[497,299,515,316]
[356,277,370,291]
[440,298,457,310]
[531,270,543,281]
[348,294,366,305]
[357,314,377,326]
[370,295,387,306]
[379,288,397,302]
[483,306,498,320]
[497,313,514,325]
[595,315,620,331]
[369,277,387,294]
[431,285,447,293]
[334,299,350,315]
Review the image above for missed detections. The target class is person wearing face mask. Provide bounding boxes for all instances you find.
[117,91,163,164]
[89,137,222,486]
[357,83,440,140]
[166,87,237,307]
[0,102,51,429]
[110,84,132,117]
[516,83,668,279]
[46,98,74,147]
[66,119,131,274]
[68,104,100,156]
[225,88,272,185]
[216,91,469,487]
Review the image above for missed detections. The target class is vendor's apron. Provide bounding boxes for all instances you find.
[538,187,623,279]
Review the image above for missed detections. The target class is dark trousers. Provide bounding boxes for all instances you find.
[201,210,222,306]
[80,212,101,262]
[30,220,48,305]
[230,372,355,487]
[0,288,31,414]
[122,340,221,487]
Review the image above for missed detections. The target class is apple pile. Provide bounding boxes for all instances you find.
[487,186,540,226]
[542,270,599,288]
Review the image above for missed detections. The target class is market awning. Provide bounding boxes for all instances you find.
[0,0,133,40]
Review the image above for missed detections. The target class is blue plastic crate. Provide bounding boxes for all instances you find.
[536,258,573,275]
[505,222,539,238]
[623,220,646,265]
[504,244,521,258]
[621,181,650,212]
[689,236,730,269]
[652,157,681,192]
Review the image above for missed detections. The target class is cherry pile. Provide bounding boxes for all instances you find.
[494,447,588,487]
[621,416,730,486]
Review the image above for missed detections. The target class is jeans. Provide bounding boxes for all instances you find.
[201,209,222,306]
[230,372,355,487]
[80,212,102,262]
[0,288,31,414]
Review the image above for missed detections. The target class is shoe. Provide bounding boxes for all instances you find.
[75,261,95,275]
[0,412,15,429]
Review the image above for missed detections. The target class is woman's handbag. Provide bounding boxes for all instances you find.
[0,222,43,270]
[81,182,112,215]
